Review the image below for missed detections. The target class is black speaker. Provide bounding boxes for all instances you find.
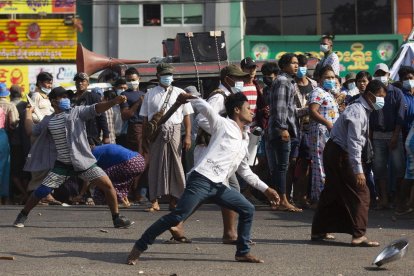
[174,31,227,62]
[162,39,176,57]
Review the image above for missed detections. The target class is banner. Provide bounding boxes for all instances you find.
[0,19,76,61]
[0,1,76,14]
[0,64,76,98]
[245,34,403,77]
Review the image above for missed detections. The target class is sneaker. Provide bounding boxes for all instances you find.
[13,213,28,228]
[113,216,134,228]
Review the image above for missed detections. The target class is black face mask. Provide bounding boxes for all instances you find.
[263,76,274,87]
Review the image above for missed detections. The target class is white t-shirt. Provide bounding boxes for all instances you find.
[140,85,194,124]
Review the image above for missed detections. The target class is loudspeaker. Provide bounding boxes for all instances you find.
[174,31,227,62]
[162,39,176,57]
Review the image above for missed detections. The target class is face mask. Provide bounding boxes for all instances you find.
[263,76,273,87]
[116,89,125,96]
[403,80,414,90]
[347,82,356,90]
[369,91,385,110]
[322,79,336,90]
[374,76,388,85]
[127,80,139,90]
[231,81,244,93]
[296,67,307,78]
[320,44,330,53]
[41,86,51,94]
[159,75,174,87]
[58,98,71,111]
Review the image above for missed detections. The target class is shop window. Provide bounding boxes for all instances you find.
[120,4,139,25]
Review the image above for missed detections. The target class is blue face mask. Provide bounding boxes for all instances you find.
[322,79,336,90]
[58,98,71,111]
[159,75,174,87]
[296,67,307,78]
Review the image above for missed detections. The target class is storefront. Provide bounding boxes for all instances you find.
[245,34,403,77]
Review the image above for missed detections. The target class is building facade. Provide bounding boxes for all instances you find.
[81,0,414,76]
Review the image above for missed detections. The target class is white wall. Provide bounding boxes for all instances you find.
[118,26,204,60]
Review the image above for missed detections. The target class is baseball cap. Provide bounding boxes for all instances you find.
[374,63,389,74]
[91,87,104,97]
[184,85,201,97]
[0,83,10,97]
[240,57,257,69]
[220,64,249,80]
[48,86,68,100]
[156,63,174,75]
[73,72,89,81]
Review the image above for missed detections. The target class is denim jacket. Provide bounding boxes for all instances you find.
[24,105,100,172]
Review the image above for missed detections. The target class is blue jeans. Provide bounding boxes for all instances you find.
[266,137,291,194]
[135,171,255,256]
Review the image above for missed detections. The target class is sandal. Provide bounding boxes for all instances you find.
[163,236,192,244]
[351,240,380,247]
[235,253,264,263]
[311,233,336,241]
[351,236,380,247]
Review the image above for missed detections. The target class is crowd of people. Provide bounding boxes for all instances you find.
[0,34,414,263]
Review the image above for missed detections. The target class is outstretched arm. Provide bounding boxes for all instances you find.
[95,95,127,114]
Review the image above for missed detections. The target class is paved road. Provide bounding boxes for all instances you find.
[0,204,413,276]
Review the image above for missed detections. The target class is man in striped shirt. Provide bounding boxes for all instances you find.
[13,87,133,229]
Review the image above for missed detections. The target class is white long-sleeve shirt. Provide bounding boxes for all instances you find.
[190,98,269,193]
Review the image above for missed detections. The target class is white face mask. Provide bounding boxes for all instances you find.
[347,82,356,90]
[127,80,140,90]
[320,44,330,53]
[373,76,388,85]
[231,81,244,93]
[116,89,125,96]
[41,86,51,94]
[403,79,414,90]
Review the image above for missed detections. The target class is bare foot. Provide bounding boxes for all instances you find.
[126,246,142,265]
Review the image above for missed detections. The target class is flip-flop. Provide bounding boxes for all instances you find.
[311,233,336,241]
[235,254,264,263]
[394,208,413,216]
[163,236,192,244]
[351,240,380,247]
[276,205,303,212]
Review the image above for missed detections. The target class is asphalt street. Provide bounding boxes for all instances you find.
[0,204,413,276]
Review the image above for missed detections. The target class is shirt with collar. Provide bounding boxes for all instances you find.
[140,85,193,124]
[369,84,405,133]
[190,98,268,193]
[196,83,230,134]
[268,72,298,139]
[330,97,373,174]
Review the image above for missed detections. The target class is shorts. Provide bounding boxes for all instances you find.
[42,162,106,189]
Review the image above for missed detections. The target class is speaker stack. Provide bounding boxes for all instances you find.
[166,31,227,63]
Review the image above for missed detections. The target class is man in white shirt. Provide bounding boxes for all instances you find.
[140,63,193,211]
[128,92,280,265]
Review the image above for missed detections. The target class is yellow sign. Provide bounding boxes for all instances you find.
[0,1,76,14]
[0,65,29,96]
[0,19,76,61]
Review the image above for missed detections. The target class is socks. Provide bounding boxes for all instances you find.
[112,213,120,221]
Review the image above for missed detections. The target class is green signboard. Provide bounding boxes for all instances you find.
[245,34,403,77]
